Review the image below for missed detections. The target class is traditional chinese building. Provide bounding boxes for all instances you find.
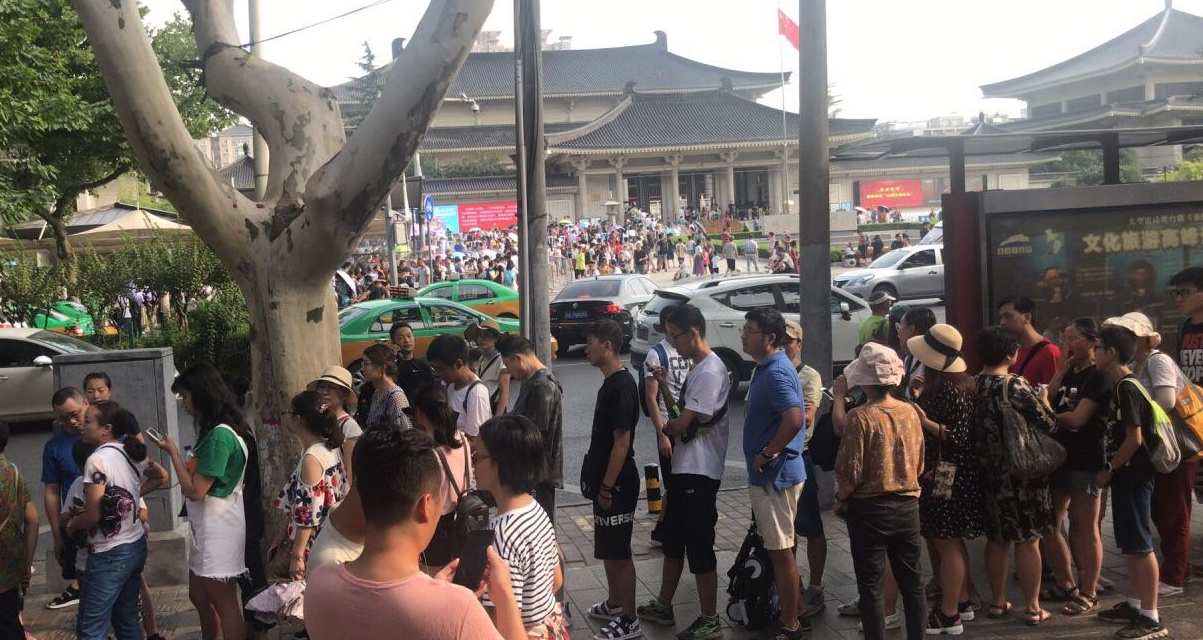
[981,3,1203,172]
[334,32,1050,226]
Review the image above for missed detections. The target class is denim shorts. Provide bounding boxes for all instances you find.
[1051,468,1101,497]
[793,452,825,538]
[1110,474,1154,555]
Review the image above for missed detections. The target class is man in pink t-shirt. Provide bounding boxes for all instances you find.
[998,296,1062,386]
[305,429,525,640]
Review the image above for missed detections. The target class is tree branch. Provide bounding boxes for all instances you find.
[307,0,492,249]
[184,0,346,208]
[69,0,254,269]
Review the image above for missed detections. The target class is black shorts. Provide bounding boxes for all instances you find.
[593,469,639,561]
[793,452,825,538]
[662,473,721,574]
[534,482,557,526]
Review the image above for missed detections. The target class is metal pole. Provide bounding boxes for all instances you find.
[387,190,399,287]
[514,0,551,365]
[249,0,269,200]
[798,0,832,383]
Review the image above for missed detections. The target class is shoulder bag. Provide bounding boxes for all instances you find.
[997,375,1066,480]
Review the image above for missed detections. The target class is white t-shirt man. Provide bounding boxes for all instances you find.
[673,352,732,480]
[448,377,491,437]
[643,339,690,425]
[82,444,146,554]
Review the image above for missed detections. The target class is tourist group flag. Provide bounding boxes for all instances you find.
[778,8,800,51]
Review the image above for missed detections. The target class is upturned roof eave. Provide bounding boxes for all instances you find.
[982,56,1203,100]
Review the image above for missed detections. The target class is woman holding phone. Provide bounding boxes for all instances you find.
[410,383,472,571]
[154,364,252,640]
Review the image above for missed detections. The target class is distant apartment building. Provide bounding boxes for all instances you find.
[194,124,253,169]
[472,29,572,53]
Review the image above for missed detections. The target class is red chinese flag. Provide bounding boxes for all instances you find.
[778,8,800,51]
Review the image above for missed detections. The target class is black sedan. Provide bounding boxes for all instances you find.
[549,275,656,355]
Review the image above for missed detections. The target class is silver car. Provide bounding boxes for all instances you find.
[630,274,869,386]
[0,328,103,422]
[834,244,945,301]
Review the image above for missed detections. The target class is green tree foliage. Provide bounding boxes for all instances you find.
[0,1,235,261]
[1163,157,1203,182]
[0,254,66,323]
[343,42,383,133]
[1031,149,1144,187]
[423,155,509,178]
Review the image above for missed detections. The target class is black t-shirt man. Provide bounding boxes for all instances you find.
[397,356,436,402]
[586,369,639,486]
[1106,374,1155,481]
[1053,364,1111,472]
[1179,319,1203,384]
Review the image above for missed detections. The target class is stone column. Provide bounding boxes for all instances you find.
[768,166,782,215]
[721,151,739,213]
[775,148,792,215]
[608,156,628,220]
[664,154,683,217]
[570,157,590,219]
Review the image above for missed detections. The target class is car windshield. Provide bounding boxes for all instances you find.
[918,226,943,245]
[338,306,370,329]
[556,280,621,299]
[868,250,909,269]
[642,293,685,317]
[29,331,102,353]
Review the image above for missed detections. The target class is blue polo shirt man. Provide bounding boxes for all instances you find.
[740,307,807,638]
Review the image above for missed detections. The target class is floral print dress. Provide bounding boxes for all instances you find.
[917,378,985,540]
[975,374,1056,543]
[274,443,348,555]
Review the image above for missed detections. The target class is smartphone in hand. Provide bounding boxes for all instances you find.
[145,428,165,444]
[452,529,495,589]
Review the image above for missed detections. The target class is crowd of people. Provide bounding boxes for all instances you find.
[3,255,1203,640]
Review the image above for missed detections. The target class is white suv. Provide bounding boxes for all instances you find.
[630,274,869,386]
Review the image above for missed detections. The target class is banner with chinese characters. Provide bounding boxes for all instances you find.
[986,205,1203,352]
[857,179,925,209]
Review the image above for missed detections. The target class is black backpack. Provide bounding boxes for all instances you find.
[726,522,780,630]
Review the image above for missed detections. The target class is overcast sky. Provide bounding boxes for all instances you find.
[140,0,1193,124]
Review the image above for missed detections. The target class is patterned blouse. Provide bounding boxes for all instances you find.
[274,444,348,549]
[835,402,926,500]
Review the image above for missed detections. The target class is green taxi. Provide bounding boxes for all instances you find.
[417,279,521,318]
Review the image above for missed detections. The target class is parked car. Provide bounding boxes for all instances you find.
[30,300,117,337]
[918,221,943,245]
[0,328,105,422]
[339,295,555,377]
[630,274,869,387]
[833,244,945,301]
[418,278,521,318]
[550,275,656,355]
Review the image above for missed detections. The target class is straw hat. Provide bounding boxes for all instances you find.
[464,318,505,342]
[843,342,906,387]
[307,366,357,404]
[1103,312,1160,344]
[906,324,967,373]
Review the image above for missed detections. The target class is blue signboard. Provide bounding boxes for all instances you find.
[423,195,435,221]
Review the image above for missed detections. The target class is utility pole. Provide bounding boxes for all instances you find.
[798,0,832,382]
[249,0,270,201]
[514,0,552,365]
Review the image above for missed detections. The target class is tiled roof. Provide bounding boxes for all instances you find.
[423,174,578,195]
[7,203,179,240]
[982,9,1203,98]
[545,90,875,152]
[992,97,1203,132]
[830,153,1059,174]
[216,156,255,191]
[332,33,784,104]
[419,123,580,151]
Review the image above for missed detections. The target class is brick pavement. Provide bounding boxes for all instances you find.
[20,487,1203,640]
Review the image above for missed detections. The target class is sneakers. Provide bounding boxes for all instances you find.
[594,617,642,640]
[1115,615,1168,640]
[769,622,807,640]
[635,598,675,626]
[927,609,964,635]
[800,586,826,618]
[1098,602,1140,624]
[589,600,624,621]
[675,616,722,640]
[858,612,901,631]
[47,585,80,609]
[837,602,860,617]
[1157,582,1184,597]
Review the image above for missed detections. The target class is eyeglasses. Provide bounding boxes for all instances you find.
[1168,287,1200,299]
[669,330,690,342]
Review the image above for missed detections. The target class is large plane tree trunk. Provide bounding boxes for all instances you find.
[71,0,492,536]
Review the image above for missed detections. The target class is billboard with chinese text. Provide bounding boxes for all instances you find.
[858,179,925,209]
[986,204,1203,353]
[458,201,518,231]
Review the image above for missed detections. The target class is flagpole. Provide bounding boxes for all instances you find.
[778,4,790,215]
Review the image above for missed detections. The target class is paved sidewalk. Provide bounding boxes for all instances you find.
[21,487,1203,639]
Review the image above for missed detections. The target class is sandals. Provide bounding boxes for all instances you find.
[1023,608,1051,626]
[986,602,1012,619]
[1042,583,1078,602]
[1061,592,1099,616]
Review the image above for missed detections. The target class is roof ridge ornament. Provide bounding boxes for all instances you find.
[1141,0,1174,55]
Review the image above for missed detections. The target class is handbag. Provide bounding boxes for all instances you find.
[929,425,957,500]
[997,375,1066,480]
[436,447,490,536]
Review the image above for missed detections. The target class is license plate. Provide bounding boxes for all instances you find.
[565,310,589,320]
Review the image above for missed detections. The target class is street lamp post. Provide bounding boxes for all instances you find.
[798,0,832,382]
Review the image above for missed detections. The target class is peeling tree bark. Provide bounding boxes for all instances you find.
[70,0,492,538]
